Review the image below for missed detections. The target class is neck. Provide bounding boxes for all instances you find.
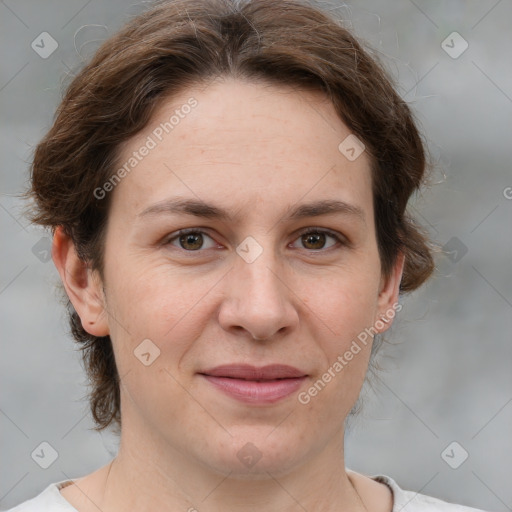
[99,422,368,512]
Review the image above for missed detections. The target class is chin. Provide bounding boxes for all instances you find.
[196,427,308,479]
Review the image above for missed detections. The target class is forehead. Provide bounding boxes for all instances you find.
[111,77,373,222]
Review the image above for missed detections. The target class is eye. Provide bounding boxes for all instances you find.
[165,229,218,251]
[164,227,346,254]
[291,228,345,251]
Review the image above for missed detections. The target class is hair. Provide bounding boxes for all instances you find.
[27,0,435,432]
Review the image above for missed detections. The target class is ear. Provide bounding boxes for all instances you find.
[374,251,405,334]
[52,226,109,337]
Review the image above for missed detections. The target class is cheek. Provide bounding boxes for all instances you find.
[305,267,381,339]
[104,259,217,355]
[105,248,382,355]
[103,264,213,420]
[300,269,381,400]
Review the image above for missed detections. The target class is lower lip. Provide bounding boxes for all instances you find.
[200,375,307,404]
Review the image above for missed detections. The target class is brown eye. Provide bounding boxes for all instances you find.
[301,232,327,250]
[293,228,344,251]
[179,232,204,250]
[166,229,217,251]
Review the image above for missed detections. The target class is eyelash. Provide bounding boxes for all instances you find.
[163,227,347,254]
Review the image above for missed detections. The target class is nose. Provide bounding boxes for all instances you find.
[217,245,299,341]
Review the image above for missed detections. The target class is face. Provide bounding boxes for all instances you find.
[72,77,403,478]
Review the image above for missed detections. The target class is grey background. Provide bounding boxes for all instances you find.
[1,0,511,510]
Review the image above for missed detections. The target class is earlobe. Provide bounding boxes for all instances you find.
[375,252,405,333]
[52,226,109,337]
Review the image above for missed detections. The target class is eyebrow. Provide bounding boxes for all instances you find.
[138,197,365,224]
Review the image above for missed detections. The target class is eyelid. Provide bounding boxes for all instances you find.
[291,226,348,251]
[163,227,219,250]
[295,226,347,244]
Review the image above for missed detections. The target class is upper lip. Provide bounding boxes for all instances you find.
[199,364,307,380]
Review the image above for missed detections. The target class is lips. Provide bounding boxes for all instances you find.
[198,364,308,404]
[199,364,307,380]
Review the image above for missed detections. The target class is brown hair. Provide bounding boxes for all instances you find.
[27,0,434,432]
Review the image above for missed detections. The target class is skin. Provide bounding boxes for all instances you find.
[53,77,404,512]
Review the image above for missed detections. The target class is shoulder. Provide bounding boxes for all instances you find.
[372,475,490,512]
[4,480,78,512]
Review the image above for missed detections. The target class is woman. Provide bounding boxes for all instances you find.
[9,0,489,510]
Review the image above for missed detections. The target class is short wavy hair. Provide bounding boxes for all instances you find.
[27,0,435,432]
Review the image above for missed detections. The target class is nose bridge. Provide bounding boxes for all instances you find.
[235,235,284,307]
[218,234,298,340]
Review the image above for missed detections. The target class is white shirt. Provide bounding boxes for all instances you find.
[5,475,489,511]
